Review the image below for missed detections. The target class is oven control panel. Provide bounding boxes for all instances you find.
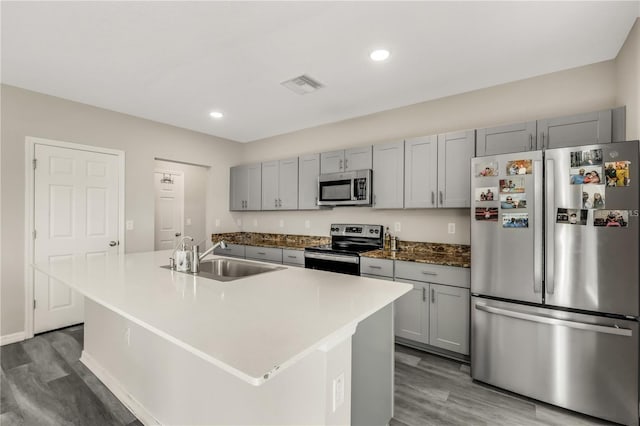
[330,224,382,237]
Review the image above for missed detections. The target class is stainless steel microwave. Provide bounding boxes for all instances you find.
[317,169,372,206]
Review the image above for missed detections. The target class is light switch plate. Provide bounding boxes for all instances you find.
[305,220,311,229]
[126,220,134,230]
[332,373,345,412]
[394,222,401,232]
[448,223,456,234]
[186,218,192,226]
[215,219,221,227]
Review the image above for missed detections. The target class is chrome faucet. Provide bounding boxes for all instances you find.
[190,240,227,274]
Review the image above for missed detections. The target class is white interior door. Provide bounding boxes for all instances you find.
[154,171,184,250]
[34,144,120,333]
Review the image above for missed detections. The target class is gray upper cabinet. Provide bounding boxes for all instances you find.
[476,107,624,156]
[298,153,321,210]
[537,109,612,149]
[438,130,475,208]
[476,121,536,156]
[229,163,261,211]
[320,146,372,174]
[404,135,438,208]
[261,158,299,211]
[373,141,404,209]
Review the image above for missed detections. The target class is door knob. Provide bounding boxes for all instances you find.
[109,241,118,247]
[175,232,181,237]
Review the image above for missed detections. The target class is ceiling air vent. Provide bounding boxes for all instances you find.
[281,74,324,95]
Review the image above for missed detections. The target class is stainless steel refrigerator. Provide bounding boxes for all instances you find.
[471,140,639,426]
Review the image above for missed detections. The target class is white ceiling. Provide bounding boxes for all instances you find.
[2,1,639,143]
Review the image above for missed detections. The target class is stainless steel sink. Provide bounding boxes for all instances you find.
[162,258,284,282]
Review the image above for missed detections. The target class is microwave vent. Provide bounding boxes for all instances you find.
[281,74,324,95]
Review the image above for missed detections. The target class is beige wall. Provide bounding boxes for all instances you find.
[240,60,619,242]
[1,85,243,336]
[616,18,640,140]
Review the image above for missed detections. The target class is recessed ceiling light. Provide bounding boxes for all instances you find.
[209,111,224,119]
[370,49,390,62]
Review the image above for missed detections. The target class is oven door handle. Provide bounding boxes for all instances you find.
[304,252,360,264]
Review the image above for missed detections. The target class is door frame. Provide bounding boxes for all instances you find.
[153,168,184,251]
[24,136,125,339]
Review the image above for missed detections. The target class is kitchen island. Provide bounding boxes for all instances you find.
[33,250,411,425]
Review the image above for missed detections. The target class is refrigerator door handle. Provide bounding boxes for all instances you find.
[533,159,543,293]
[545,158,555,295]
[474,303,633,337]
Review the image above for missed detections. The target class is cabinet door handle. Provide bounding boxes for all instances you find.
[439,191,443,205]
[431,191,435,206]
[431,288,435,303]
[345,158,349,170]
[274,198,278,208]
[368,265,382,269]
[541,132,546,149]
[529,134,533,150]
[279,199,282,207]
[339,159,343,171]
[422,287,426,302]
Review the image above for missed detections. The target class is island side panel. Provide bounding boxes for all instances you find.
[82,299,353,425]
[351,303,394,426]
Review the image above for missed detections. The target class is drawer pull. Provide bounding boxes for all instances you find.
[287,255,297,259]
[421,271,437,276]
[368,265,382,269]
[257,252,266,255]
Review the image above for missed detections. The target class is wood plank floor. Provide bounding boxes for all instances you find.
[1,326,618,425]
[391,344,616,426]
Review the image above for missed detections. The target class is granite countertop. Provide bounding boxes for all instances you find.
[362,241,471,268]
[33,251,411,386]
[212,232,330,251]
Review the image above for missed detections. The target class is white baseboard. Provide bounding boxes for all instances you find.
[80,351,162,426]
[0,331,25,346]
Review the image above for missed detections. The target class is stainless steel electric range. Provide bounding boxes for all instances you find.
[304,224,383,275]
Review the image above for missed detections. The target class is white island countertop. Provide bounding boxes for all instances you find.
[33,251,411,386]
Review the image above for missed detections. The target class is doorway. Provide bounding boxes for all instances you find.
[29,138,124,335]
[154,159,209,250]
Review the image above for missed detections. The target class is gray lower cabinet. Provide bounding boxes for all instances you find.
[429,283,470,355]
[394,279,429,344]
[372,141,404,209]
[393,261,470,355]
[282,249,304,267]
[245,246,283,264]
[213,243,246,258]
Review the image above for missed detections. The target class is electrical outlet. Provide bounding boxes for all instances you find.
[126,220,134,230]
[236,218,242,227]
[186,218,192,226]
[124,327,131,346]
[253,218,258,227]
[394,222,401,232]
[279,219,285,228]
[305,220,311,229]
[332,373,345,412]
[215,219,221,227]
[448,223,456,234]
